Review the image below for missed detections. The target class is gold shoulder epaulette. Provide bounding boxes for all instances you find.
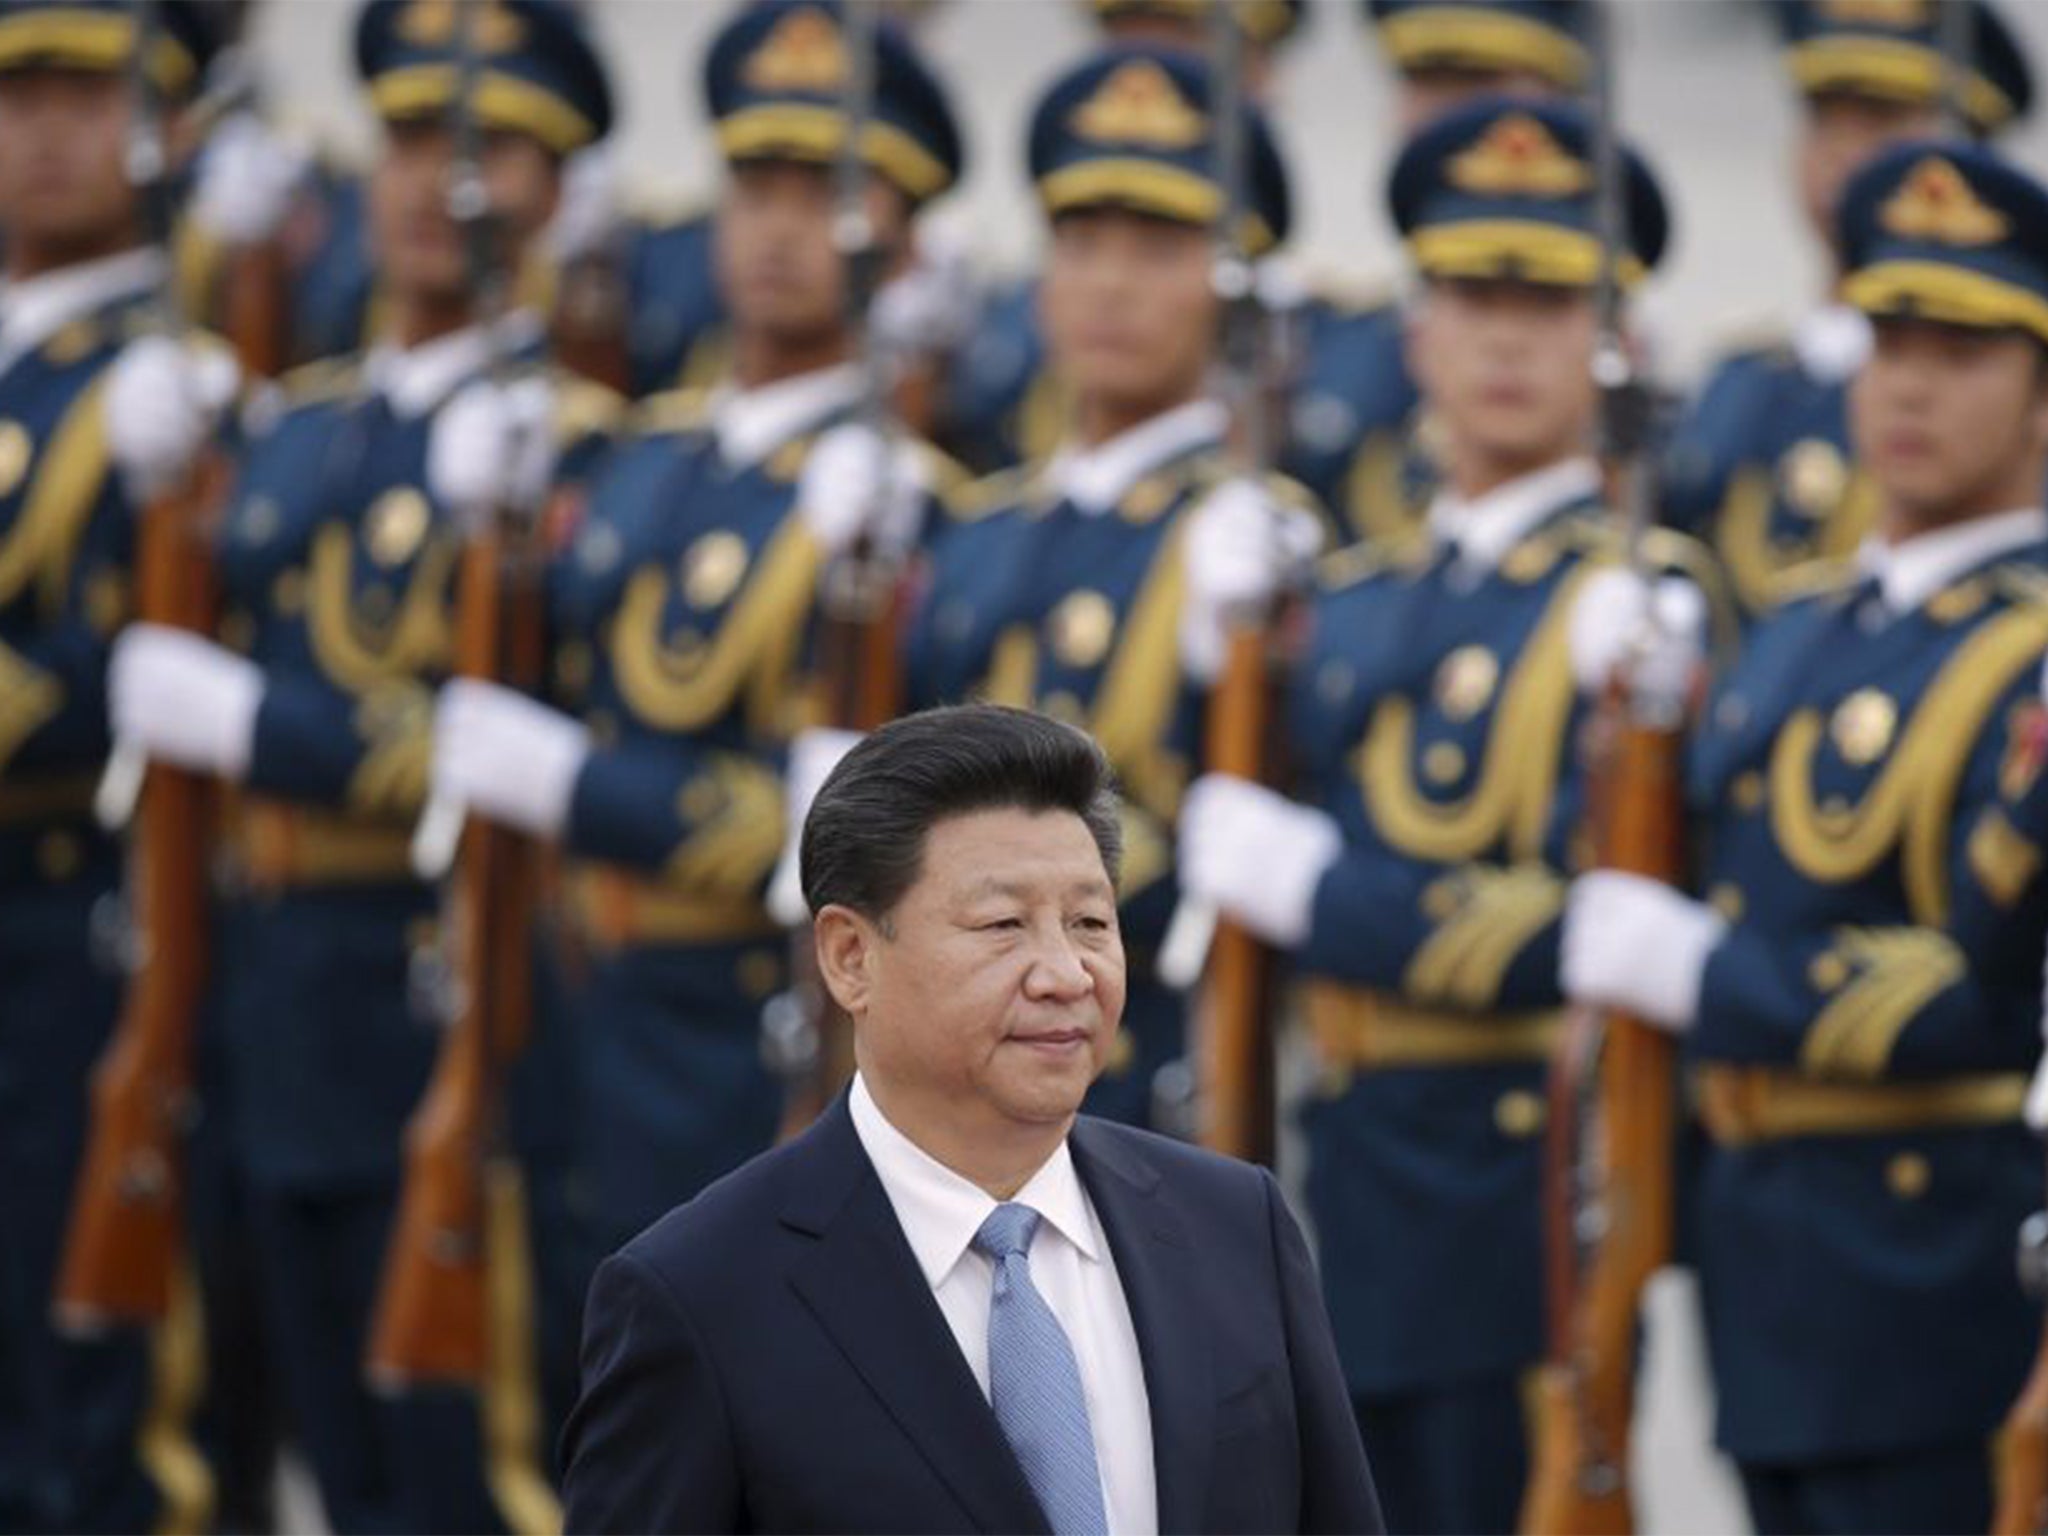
[631,385,714,437]
[951,464,1033,522]
[276,353,364,407]
[1319,534,1418,591]
[1990,561,2048,608]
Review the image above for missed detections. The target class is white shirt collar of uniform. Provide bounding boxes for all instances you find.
[1793,303,1873,386]
[710,361,864,470]
[1853,505,2048,614]
[1426,455,1601,573]
[849,1071,1101,1290]
[0,246,165,364]
[1044,398,1227,517]
[362,309,542,420]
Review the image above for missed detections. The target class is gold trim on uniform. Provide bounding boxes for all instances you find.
[1408,220,1643,290]
[1769,601,2048,924]
[1445,112,1591,198]
[1048,589,1117,669]
[1799,926,1967,1077]
[1402,864,1565,1011]
[665,756,785,896]
[0,10,194,93]
[1966,807,2041,909]
[1376,7,1588,89]
[0,378,111,618]
[307,522,454,692]
[1789,38,2012,130]
[1843,259,2048,345]
[371,67,595,154]
[717,107,951,203]
[566,864,779,952]
[1697,1063,2025,1146]
[1306,983,1564,1078]
[0,641,61,772]
[1037,160,1276,255]
[1878,155,2010,246]
[0,419,31,500]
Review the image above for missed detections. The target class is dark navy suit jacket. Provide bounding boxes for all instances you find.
[559,1095,1383,1534]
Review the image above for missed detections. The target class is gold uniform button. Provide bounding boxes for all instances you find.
[1434,645,1498,722]
[1886,1152,1931,1200]
[736,948,783,1002]
[37,832,81,882]
[1731,771,1765,812]
[1049,591,1116,670]
[1422,741,1466,785]
[366,488,431,567]
[272,569,308,614]
[683,531,749,610]
[1781,438,1849,520]
[1104,1028,1135,1074]
[1041,691,1086,726]
[1708,883,1745,922]
[1830,687,1897,768]
[1495,1090,1545,1139]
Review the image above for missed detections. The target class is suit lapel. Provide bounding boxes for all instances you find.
[1070,1120,1216,1536]
[780,1100,1051,1536]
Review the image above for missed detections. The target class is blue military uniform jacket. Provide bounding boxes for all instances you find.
[1279,285,1430,550]
[0,256,159,896]
[547,364,951,1247]
[615,210,727,401]
[905,399,1298,1127]
[1684,526,2048,1465]
[1284,459,1709,1397]
[207,318,616,1188]
[1660,308,1875,624]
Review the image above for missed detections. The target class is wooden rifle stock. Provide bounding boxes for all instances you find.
[1195,623,1279,1164]
[1994,1207,2048,1532]
[367,527,545,1389]
[222,238,292,382]
[54,459,225,1331]
[1522,706,1683,1536]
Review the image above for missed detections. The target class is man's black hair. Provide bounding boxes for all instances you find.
[800,703,1123,922]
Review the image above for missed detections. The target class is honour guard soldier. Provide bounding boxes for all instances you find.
[1567,141,2048,1533]
[897,44,1316,1131]
[424,0,963,1258]
[0,3,225,1529]
[936,0,1302,478]
[104,2,618,1527]
[1177,100,1702,1532]
[1282,0,1589,549]
[1661,0,2033,624]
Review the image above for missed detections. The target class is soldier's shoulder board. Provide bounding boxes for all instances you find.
[630,385,715,437]
[950,464,1034,522]
[275,353,365,408]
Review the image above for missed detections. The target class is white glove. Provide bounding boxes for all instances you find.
[108,624,262,778]
[2027,1048,2048,1134]
[544,143,623,265]
[189,112,312,247]
[106,335,239,500]
[1568,567,1707,709]
[798,422,928,559]
[1177,773,1341,949]
[428,378,558,516]
[766,726,864,926]
[1560,869,1727,1032]
[1178,477,1324,684]
[870,223,982,362]
[429,678,591,838]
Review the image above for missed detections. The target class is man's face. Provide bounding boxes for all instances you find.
[834,807,1126,1135]
[0,69,136,255]
[368,118,561,304]
[1796,91,1946,255]
[1394,64,1558,135]
[1040,207,1218,419]
[1851,316,2048,528]
[1407,276,1599,470]
[714,158,910,345]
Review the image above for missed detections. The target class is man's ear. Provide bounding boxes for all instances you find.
[813,903,878,1018]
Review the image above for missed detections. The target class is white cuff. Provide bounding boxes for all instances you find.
[107,624,262,778]
[1560,869,1726,1032]
[429,678,590,838]
[1176,773,1340,949]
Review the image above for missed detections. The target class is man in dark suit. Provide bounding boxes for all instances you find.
[560,703,1382,1534]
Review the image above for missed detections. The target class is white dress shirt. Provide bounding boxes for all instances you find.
[848,1073,1159,1536]
[1044,398,1227,517]
[1853,505,2048,616]
[0,246,166,381]
[1425,454,1603,576]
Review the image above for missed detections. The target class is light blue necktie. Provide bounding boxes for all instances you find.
[973,1202,1109,1536]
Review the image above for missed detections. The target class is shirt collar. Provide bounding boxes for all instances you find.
[711,362,864,470]
[1425,455,1601,573]
[848,1072,1101,1290]
[361,310,542,420]
[1853,506,2048,614]
[1044,398,1227,517]
[0,247,165,363]
[1793,303,1873,386]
